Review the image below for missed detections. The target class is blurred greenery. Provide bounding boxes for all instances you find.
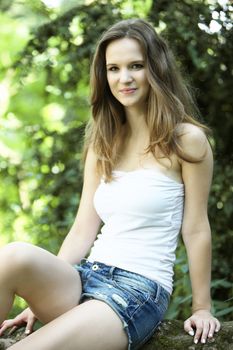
[0,0,232,321]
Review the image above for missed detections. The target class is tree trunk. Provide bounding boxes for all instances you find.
[0,320,232,350]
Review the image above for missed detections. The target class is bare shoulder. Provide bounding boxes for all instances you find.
[176,123,211,160]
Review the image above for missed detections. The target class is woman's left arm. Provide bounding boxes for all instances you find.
[179,124,221,344]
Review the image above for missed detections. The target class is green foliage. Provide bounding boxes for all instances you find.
[0,0,232,321]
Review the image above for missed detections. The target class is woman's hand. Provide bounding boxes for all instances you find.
[184,309,221,344]
[0,307,37,337]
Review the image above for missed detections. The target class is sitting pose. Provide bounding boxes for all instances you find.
[0,18,220,350]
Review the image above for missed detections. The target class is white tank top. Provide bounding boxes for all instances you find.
[88,168,184,294]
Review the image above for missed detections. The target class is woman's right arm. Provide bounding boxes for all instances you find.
[58,146,102,264]
[0,147,101,336]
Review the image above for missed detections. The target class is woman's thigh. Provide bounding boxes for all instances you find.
[0,242,82,323]
[8,299,128,350]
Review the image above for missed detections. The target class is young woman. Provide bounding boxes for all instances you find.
[0,19,220,350]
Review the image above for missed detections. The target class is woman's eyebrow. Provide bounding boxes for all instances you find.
[106,60,144,66]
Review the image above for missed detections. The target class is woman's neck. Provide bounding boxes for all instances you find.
[125,107,148,138]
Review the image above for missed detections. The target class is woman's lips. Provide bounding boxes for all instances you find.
[119,88,137,94]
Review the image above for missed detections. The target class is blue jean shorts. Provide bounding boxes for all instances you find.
[74,259,170,350]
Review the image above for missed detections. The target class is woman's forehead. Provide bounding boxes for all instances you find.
[105,38,144,64]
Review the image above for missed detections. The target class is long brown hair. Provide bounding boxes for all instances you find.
[84,18,209,181]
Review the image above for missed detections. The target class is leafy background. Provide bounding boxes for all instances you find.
[0,0,232,320]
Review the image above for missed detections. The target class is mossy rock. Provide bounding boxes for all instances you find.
[144,320,233,350]
[1,320,232,349]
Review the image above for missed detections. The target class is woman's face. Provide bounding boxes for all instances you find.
[105,38,150,111]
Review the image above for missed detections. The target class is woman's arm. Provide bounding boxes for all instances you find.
[58,146,102,264]
[179,124,220,344]
[0,147,102,336]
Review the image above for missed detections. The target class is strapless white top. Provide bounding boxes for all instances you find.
[88,169,184,294]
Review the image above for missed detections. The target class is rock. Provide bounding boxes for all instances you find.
[144,320,233,350]
[1,321,232,349]
[0,330,26,350]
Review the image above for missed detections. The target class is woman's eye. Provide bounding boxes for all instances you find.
[108,66,118,72]
[131,63,143,70]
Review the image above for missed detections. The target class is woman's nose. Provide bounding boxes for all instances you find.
[119,69,133,83]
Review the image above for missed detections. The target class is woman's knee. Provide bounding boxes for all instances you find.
[0,242,38,275]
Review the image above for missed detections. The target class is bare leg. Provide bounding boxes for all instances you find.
[0,242,82,324]
[8,300,128,350]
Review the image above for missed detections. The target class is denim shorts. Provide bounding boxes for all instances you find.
[74,259,170,350]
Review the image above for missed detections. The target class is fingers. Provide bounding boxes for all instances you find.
[193,320,204,344]
[8,326,18,335]
[184,318,194,336]
[215,318,221,333]
[199,320,210,344]
[195,319,221,344]
[25,314,36,335]
[0,317,33,337]
[184,315,221,344]
[208,318,219,339]
[0,308,37,338]
[0,319,18,337]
